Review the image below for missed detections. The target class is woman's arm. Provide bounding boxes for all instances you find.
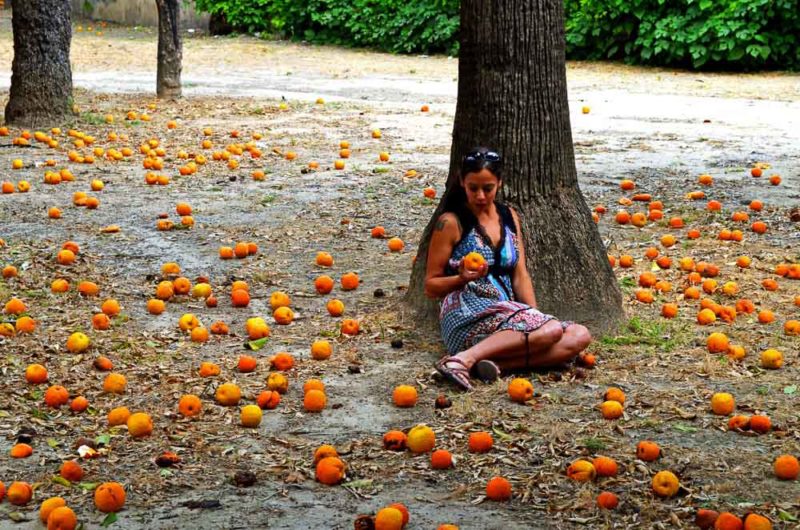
[509,208,537,307]
[424,213,486,299]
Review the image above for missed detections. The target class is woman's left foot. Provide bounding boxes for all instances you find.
[473,360,500,383]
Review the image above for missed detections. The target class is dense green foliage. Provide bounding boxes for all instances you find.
[566,0,800,69]
[193,0,800,70]
[193,0,460,55]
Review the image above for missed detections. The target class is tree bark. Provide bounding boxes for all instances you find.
[156,0,182,99]
[407,0,623,335]
[4,0,73,127]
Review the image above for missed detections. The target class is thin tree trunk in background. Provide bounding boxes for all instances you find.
[407,0,623,335]
[4,0,73,126]
[156,0,182,99]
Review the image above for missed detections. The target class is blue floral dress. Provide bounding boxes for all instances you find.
[439,204,558,354]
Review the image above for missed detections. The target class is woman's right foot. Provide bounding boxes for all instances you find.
[435,356,473,391]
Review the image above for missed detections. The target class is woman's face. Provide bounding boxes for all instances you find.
[461,168,500,209]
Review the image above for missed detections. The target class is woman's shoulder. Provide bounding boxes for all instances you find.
[435,211,462,235]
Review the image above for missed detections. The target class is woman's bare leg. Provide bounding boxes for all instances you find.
[443,321,592,375]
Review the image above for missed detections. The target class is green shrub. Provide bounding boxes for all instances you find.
[566,0,800,69]
[193,0,800,70]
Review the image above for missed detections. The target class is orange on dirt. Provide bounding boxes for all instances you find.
[127,412,153,438]
[267,372,289,393]
[749,199,763,211]
[661,303,678,318]
[10,443,33,458]
[176,203,192,216]
[60,461,84,482]
[406,424,435,454]
[773,454,799,480]
[311,340,332,360]
[216,383,242,406]
[485,476,511,501]
[742,514,772,530]
[652,470,679,497]
[638,272,657,287]
[468,431,494,453]
[56,249,75,265]
[315,456,346,485]
[270,352,295,371]
[431,449,453,469]
[341,319,360,336]
[108,406,131,426]
[99,299,120,317]
[757,309,775,324]
[508,378,534,403]
[326,299,345,316]
[387,237,405,252]
[7,481,32,506]
[44,385,69,408]
[635,289,654,303]
[304,389,327,412]
[614,210,630,224]
[234,242,249,259]
[760,349,783,369]
[603,387,625,404]
[762,279,778,291]
[715,513,744,530]
[231,289,250,308]
[751,167,762,177]
[219,246,234,259]
[77,281,99,297]
[340,272,360,291]
[596,491,619,510]
[695,509,720,529]
[94,482,126,513]
[655,256,672,270]
[728,415,750,431]
[237,355,257,373]
[592,456,618,477]
[245,317,270,339]
[69,396,88,412]
[383,430,408,451]
[392,385,418,407]
[749,415,771,434]
[567,460,596,482]
[751,221,767,234]
[697,308,717,325]
[25,363,48,384]
[257,390,281,410]
[4,297,27,314]
[684,286,701,299]
[178,394,202,417]
[178,313,200,331]
[601,400,623,419]
[314,275,335,294]
[155,281,174,300]
[630,212,647,227]
[636,441,660,461]
[210,321,229,335]
[92,313,111,330]
[707,200,722,211]
[240,404,263,427]
[707,332,729,353]
[51,279,70,293]
[190,326,209,342]
[620,179,635,190]
[172,277,191,295]
[269,291,291,310]
[735,299,755,313]
[103,373,127,394]
[303,379,325,394]
[660,234,676,247]
[273,306,294,325]
[644,247,659,260]
[371,226,386,238]
[313,444,338,465]
[727,344,746,361]
[146,299,166,315]
[785,320,800,336]
[711,392,735,415]
[375,507,404,530]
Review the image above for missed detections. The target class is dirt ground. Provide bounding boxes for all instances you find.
[0,15,799,530]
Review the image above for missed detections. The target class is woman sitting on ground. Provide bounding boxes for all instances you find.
[425,147,592,390]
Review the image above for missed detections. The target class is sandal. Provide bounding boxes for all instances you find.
[435,356,473,391]
[473,360,500,383]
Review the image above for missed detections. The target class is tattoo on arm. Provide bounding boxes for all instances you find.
[435,219,447,231]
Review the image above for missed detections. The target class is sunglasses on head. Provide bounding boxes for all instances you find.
[463,150,501,164]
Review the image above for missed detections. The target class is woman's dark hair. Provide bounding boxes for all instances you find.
[443,147,504,240]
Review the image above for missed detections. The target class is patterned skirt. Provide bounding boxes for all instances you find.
[441,299,560,354]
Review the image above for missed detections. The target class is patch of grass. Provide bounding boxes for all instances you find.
[80,112,106,125]
[260,194,276,205]
[579,437,606,452]
[600,316,691,352]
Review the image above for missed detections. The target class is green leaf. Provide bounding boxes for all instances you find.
[145,341,158,348]
[95,434,111,445]
[673,422,698,433]
[492,427,513,441]
[47,438,60,448]
[245,337,269,351]
[51,475,72,488]
[160,468,173,478]
[778,510,798,522]
[783,385,797,395]
[101,513,118,527]
[344,479,373,489]
[76,482,99,491]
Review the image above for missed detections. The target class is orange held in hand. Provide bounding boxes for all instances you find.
[462,251,486,271]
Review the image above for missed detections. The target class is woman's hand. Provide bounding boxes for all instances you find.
[458,260,488,283]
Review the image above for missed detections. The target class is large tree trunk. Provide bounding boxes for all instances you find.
[4,0,73,127]
[156,0,182,99]
[407,0,623,335]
